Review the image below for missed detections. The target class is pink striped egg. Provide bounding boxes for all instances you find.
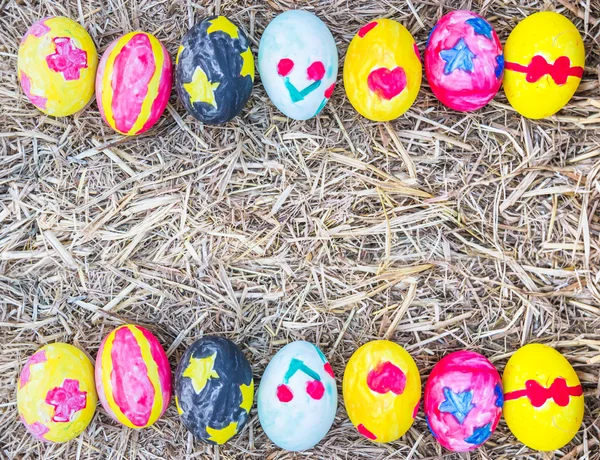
[95,325,172,428]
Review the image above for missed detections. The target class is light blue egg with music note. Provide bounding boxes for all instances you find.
[257,341,337,451]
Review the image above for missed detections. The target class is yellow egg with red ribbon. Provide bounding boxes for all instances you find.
[502,344,584,451]
[503,12,585,119]
[18,16,98,117]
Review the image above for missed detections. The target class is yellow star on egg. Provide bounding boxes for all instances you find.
[240,47,254,81]
[175,395,183,415]
[183,352,220,394]
[207,16,239,39]
[239,380,254,412]
[206,421,238,445]
[176,45,184,65]
[184,67,220,108]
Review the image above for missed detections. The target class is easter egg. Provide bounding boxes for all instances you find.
[344,19,422,121]
[425,11,503,112]
[503,344,584,451]
[258,10,338,120]
[504,12,585,119]
[96,32,172,135]
[17,343,97,442]
[343,340,420,443]
[424,351,503,452]
[175,336,254,444]
[257,341,337,451]
[95,325,171,428]
[18,16,98,117]
[176,16,254,124]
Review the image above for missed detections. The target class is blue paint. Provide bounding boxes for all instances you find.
[494,54,504,79]
[425,415,437,438]
[465,422,492,445]
[283,358,321,383]
[438,387,474,424]
[426,24,437,48]
[440,39,475,75]
[494,383,504,407]
[466,17,493,40]
[283,78,322,103]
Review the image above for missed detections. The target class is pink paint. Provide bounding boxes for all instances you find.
[367,361,407,395]
[504,377,583,407]
[306,61,325,81]
[276,383,294,402]
[413,43,421,62]
[306,380,325,399]
[137,42,173,134]
[45,379,87,422]
[19,71,48,110]
[19,349,47,389]
[323,362,335,378]
[358,21,378,38]
[505,55,583,86]
[46,37,88,81]
[367,67,407,100]
[413,399,420,418]
[138,325,172,414]
[424,10,503,112]
[357,423,377,440]
[324,82,336,99]
[22,17,51,44]
[277,58,294,77]
[20,415,50,441]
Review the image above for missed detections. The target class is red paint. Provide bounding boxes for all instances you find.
[367,361,407,395]
[367,67,407,100]
[19,349,47,389]
[46,37,88,81]
[110,326,155,427]
[413,399,420,418]
[306,380,325,399]
[324,362,335,378]
[357,423,377,440]
[277,58,294,77]
[307,61,325,81]
[138,326,172,409]
[20,415,49,441]
[19,71,48,110]
[413,43,421,62]
[358,21,378,38]
[505,55,583,86]
[45,379,87,422]
[324,82,336,99]
[137,45,173,134]
[504,377,583,407]
[277,383,294,402]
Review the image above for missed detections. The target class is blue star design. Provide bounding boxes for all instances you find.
[438,387,474,424]
[425,415,437,438]
[426,24,437,48]
[495,54,504,79]
[465,423,492,445]
[466,17,493,40]
[494,383,504,408]
[439,39,475,75]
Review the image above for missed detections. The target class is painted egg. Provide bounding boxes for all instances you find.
[503,344,584,451]
[18,16,98,117]
[96,32,172,135]
[424,351,503,452]
[175,336,254,444]
[425,11,503,112]
[344,19,422,121]
[343,340,421,443]
[95,324,171,428]
[17,343,97,442]
[258,10,338,120]
[257,341,337,451]
[176,16,254,124]
[504,12,585,119]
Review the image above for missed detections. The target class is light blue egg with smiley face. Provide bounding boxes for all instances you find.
[258,10,338,120]
[257,341,337,451]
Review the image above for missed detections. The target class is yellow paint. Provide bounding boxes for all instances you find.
[206,421,238,444]
[503,344,584,451]
[176,45,184,65]
[17,16,97,117]
[99,31,167,135]
[207,16,239,39]
[343,19,421,121]
[175,395,183,415]
[504,12,585,119]
[343,340,421,443]
[240,47,255,81]
[17,343,97,443]
[183,352,220,393]
[184,67,220,108]
[239,379,254,413]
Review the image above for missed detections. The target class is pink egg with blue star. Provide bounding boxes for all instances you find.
[425,10,503,112]
[424,350,503,452]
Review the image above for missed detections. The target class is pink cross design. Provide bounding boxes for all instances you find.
[46,37,88,81]
[45,379,87,422]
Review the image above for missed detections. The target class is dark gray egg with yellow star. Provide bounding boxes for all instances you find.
[175,16,254,124]
[175,336,254,445]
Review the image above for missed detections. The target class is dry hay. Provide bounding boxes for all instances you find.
[0,0,599,458]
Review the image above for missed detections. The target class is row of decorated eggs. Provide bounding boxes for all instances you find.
[18,10,585,128]
[18,332,584,453]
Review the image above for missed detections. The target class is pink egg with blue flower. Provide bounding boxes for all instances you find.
[425,10,503,112]
[424,350,503,452]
